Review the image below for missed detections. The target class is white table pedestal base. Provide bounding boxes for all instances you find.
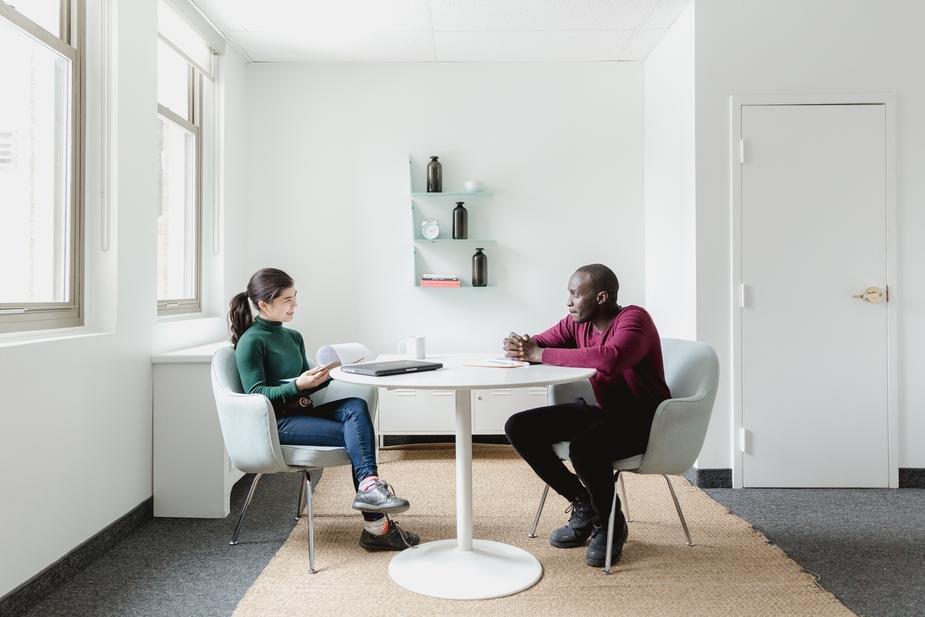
[388,539,543,600]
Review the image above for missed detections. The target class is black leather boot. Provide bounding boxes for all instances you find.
[549,493,597,548]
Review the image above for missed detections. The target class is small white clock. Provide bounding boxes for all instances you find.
[421,218,440,240]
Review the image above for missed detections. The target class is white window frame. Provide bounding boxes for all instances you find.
[0,0,84,333]
[156,54,203,316]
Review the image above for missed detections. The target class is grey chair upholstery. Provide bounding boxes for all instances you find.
[210,346,378,573]
[529,338,719,574]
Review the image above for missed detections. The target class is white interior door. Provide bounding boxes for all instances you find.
[740,104,889,487]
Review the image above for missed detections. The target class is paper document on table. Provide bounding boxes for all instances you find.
[316,342,370,369]
[463,357,529,368]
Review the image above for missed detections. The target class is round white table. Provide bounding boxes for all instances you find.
[330,354,595,600]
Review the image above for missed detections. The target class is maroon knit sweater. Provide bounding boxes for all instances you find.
[534,305,671,417]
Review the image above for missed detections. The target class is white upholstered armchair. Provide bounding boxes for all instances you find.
[210,346,378,573]
[529,338,720,574]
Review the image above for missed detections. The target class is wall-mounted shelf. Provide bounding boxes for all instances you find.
[409,156,496,287]
[411,192,495,198]
[414,238,497,244]
[417,284,496,289]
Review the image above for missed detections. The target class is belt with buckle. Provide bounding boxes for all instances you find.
[279,394,313,415]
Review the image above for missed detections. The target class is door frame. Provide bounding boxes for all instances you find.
[729,93,899,488]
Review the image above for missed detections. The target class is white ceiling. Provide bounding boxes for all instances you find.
[192,0,692,63]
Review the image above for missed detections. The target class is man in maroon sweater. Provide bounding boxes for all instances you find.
[504,264,670,567]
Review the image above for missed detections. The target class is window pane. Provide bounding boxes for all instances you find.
[9,0,61,38]
[157,117,197,301]
[0,17,72,304]
[157,39,189,120]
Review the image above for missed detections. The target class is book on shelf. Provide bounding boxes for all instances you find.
[420,279,461,288]
[421,273,459,281]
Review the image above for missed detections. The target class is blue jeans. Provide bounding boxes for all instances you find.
[276,396,379,487]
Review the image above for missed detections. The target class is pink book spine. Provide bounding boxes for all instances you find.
[420,279,461,287]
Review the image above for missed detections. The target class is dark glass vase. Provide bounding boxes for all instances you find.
[452,201,468,239]
[472,248,488,287]
[426,156,442,192]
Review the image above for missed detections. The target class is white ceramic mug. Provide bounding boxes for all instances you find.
[398,336,426,359]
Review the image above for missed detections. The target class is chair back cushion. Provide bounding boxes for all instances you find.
[211,346,289,474]
[636,338,720,475]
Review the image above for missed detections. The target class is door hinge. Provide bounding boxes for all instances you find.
[739,428,748,453]
[739,283,748,309]
[739,139,745,164]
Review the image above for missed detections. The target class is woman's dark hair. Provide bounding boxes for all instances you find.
[229,268,295,347]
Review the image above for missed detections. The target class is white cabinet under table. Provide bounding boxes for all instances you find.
[377,359,550,440]
[152,341,243,518]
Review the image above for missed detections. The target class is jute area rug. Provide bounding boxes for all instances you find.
[233,446,853,617]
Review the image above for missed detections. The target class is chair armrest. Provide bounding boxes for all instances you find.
[548,379,597,406]
[211,371,290,474]
[636,390,717,476]
[313,381,379,423]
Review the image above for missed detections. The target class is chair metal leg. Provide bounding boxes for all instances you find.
[603,480,619,575]
[619,472,631,522]
[305,470,317,573]
[230,473,263,545]
[294,473,305,521]
[664,474,693,546]
[528,484,550,538]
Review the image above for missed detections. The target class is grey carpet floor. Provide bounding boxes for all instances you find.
[705,487,925,617]
[17,474,925,617]
[21,473,304,617]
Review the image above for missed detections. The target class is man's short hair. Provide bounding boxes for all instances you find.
[576,264,619,304]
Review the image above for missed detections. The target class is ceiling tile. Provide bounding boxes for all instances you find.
[642,0,692,29]
[435,30,633,62]
[431,0,658,31]
[194,0,680,63]
[233,30,434,63]
[619,28,668,61]
[192,0,248,33]
[199,0,430,33]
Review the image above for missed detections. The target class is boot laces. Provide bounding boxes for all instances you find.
[389,520,416,549]
[564,498,592,528]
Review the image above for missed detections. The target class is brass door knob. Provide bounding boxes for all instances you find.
[852,286,885,303]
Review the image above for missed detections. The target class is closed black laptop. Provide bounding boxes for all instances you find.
[340,360,443,376]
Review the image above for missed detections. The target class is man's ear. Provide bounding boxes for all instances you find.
[596,291,609,306]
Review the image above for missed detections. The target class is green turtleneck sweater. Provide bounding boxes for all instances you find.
[235,315,315,406]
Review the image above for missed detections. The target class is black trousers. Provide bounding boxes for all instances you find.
[504,399,653,526]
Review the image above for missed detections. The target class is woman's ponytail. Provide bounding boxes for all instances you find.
[228,291,253,348]
[228,268,295,348]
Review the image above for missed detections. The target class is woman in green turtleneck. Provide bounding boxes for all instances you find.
[229,268,418,551]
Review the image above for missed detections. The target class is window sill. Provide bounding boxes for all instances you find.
[0,326,114,349]
[156,311,215,324]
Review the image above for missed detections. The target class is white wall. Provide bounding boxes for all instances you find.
[240,63,644,358]
[0,0,157,596]
[695,0,925,468]
[644,5,695,340]
[0,1,249,595]
[222,44,250,317]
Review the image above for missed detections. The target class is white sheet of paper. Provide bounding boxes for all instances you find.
[316,342,370,367]
[463,357,530,368]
